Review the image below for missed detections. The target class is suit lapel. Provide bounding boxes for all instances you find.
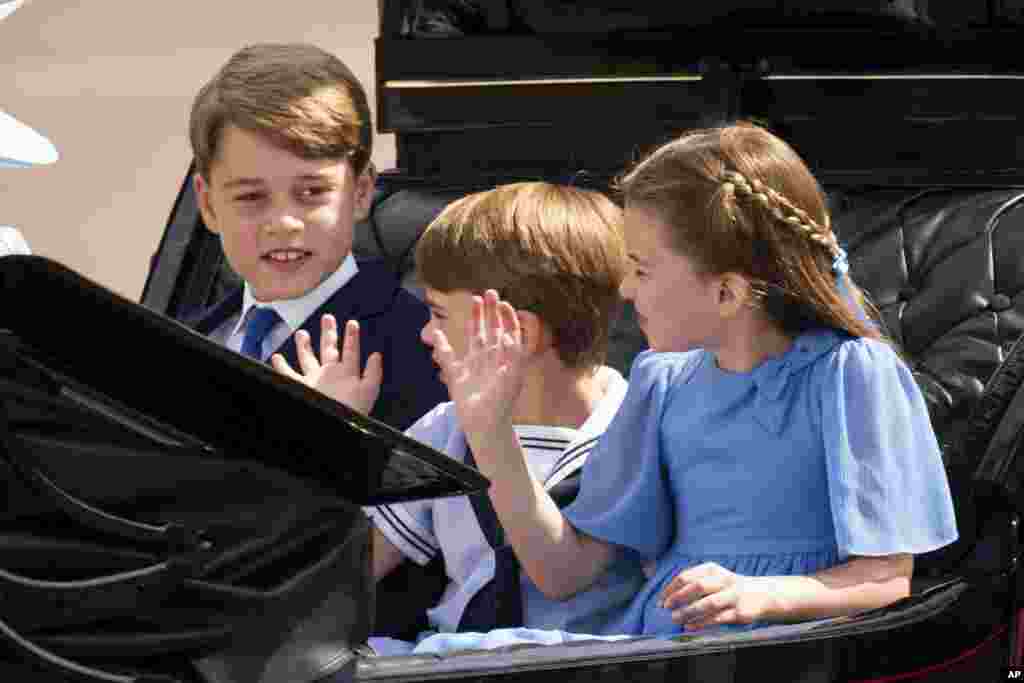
[274,289,360,365]
[190,288,243,336]
[273,263,397,365]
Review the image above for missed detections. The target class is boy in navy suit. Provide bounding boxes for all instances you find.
[189,43,446,431]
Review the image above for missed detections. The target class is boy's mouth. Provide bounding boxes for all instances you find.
[263,248,312,263]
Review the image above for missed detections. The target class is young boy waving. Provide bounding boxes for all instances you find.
[189,43,446,431]
[276,182,648,653]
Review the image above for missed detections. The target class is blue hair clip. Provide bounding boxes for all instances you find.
[831,245,873,328]
[832,246,850,276]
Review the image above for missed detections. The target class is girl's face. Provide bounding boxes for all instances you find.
[620,204,725,353]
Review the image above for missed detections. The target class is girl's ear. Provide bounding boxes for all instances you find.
[515,309,550,356]
[717,272,753,319]
[193,173,220,235]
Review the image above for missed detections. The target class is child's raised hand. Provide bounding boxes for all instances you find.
[271,314,382,416]
[659,562,775,630]
[432,289,528,437]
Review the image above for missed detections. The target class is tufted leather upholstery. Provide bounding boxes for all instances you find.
[835,188,1024,461]
[354,183,1024,470]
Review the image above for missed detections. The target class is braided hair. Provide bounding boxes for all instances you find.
[618,123,880,340]
[720,170,841,260]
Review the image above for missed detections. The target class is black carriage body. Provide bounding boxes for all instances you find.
[134,1,1024,681]
[0,256,488,683]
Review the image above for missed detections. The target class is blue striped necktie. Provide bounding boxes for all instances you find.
[240,306,281,360]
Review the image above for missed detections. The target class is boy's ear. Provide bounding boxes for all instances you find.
[193,172,221,235]
[516,309,551,356]
[352,161,377,223]
[717,272,753,318]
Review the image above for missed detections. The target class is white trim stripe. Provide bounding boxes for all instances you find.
[377,504,436,561]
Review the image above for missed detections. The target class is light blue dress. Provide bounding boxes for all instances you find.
[563,328,958,636]
[405,328,958,654]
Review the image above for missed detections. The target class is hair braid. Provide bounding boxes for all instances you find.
[720,170,841,260]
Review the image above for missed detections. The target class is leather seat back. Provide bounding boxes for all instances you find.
[356,182,1024,468]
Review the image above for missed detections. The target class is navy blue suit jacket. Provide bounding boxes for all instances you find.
[192,259,448,433]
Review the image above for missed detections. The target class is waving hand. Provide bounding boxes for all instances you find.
[272,314,382,416]
[433,290,529,438]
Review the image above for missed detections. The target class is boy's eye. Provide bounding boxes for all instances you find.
[298,186,334,200]
[430,309,447,322]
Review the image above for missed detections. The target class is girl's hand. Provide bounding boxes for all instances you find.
[432,289,528,438]
[272,314,382,416]
[660,562,775,630]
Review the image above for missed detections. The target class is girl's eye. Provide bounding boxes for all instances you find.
[430,310,447,322]
[234,192,265,203]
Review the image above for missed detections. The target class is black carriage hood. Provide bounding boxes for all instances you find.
[0,254,487,506]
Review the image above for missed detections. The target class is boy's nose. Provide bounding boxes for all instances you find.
[420,320,434,346]
[619,276,635,301]
[265,211,303,235]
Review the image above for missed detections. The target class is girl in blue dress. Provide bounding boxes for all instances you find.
[424,122,958,644]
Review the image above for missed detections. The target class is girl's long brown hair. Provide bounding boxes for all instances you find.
[618,122,881,340]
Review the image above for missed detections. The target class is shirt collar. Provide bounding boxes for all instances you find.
[232,253,359,338]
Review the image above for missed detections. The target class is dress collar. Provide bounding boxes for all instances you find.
[752,329,847,400]
[721,328,848,435]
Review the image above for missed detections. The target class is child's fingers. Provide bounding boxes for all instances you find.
[295,329,320,376]
[683,605,742,631]
[469,295,487,352]
[364,351,384,392]
[270,353,301,382]
[661,564,705,599]
[339,320,361,374]
[675,602,741,630]
[433,329,458,371]
[671,589,734,626]
[661,580,705,611]
[497,301,522,347]
[484,289,504,345]
[320,314,340,366]
[661,563,719,608]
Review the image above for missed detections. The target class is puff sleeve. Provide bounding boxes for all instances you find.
[563,350,700,561]
[817,339,958,560]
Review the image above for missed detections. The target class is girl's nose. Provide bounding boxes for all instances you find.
[420,319,435,346]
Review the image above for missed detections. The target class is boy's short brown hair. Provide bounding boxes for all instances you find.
[189,43,372,180]
[416,182,626,370]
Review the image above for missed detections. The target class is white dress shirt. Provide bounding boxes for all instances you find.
[212,253,359,361]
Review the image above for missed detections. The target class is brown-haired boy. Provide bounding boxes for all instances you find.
[189,43,446,431]
[281,181,647,654]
